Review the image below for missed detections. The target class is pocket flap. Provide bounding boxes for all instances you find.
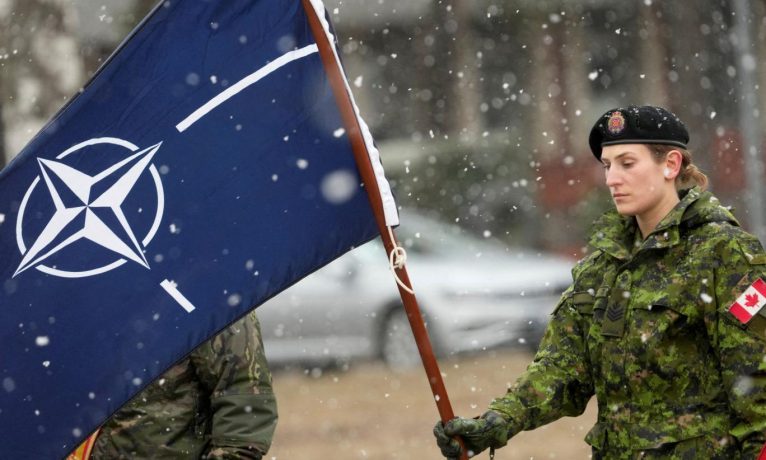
[630,295,684,315]
[571,291,595,305]
[569,291,595,314]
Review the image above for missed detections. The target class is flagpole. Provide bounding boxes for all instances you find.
[301,2,467,458]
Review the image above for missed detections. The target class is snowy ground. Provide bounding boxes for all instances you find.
[269,349,597,459]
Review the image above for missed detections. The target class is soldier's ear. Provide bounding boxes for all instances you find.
[664,150,682,180]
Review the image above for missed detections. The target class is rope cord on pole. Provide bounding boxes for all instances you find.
[387,226,414,294]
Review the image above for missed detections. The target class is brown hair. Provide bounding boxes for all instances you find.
[648,144,708,191]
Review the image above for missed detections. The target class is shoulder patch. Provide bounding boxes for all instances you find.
[728,277,766,324]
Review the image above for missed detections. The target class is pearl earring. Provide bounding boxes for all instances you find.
[663,168,671,178]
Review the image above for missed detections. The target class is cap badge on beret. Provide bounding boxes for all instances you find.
[607,111,626,135]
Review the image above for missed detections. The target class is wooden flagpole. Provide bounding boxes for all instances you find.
[301,2,467,459]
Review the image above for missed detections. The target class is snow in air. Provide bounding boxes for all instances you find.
[321,170,357,204]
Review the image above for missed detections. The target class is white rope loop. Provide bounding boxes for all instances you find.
[387,226,414,294]
[390,245,407,269]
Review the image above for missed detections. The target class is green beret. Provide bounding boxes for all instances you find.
[588,105,689,160]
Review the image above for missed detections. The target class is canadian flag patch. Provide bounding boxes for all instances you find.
[729,278,766,324]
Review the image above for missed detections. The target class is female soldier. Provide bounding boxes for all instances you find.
[434,106,766,459]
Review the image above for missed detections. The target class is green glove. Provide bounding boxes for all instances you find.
[433,411,509,459]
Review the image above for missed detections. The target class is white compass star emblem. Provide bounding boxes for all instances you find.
[14,142,163,277]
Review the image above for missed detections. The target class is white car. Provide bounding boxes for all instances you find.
[257,211,574,368]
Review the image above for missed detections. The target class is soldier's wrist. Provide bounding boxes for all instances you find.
[482,409,522,440]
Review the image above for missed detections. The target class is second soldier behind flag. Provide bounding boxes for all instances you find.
[91,311,277,459]
[434,105,766,459]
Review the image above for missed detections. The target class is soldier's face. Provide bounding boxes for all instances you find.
[601,144,673,218]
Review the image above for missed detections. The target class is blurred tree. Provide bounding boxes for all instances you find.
[438,1,484,141]
[130,0,158,25]
[0,0,82,163]
[77,0,157,78]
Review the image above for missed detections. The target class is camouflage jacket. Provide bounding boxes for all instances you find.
[91,311,277,459]
[489,187,766,459]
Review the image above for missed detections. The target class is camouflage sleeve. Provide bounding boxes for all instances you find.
[710,234,766,457]
[488,286,594,438]
[190,311,278,459]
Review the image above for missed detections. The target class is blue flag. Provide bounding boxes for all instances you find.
[0,0,397,457]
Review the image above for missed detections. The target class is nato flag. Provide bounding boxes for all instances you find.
[0,0,397,457]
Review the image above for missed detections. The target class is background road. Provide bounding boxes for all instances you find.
[269,349,597,459]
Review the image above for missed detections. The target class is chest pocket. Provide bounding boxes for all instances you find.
[629,295,690,343]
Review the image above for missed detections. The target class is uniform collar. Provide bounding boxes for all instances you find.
[639,187,702,250]
[589,187,716,260]
[589,211,635,261]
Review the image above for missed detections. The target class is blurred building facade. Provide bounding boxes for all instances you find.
[1,0,765,254]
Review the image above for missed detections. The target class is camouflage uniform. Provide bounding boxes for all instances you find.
[91,311,277,459]
[489,187,766,459]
